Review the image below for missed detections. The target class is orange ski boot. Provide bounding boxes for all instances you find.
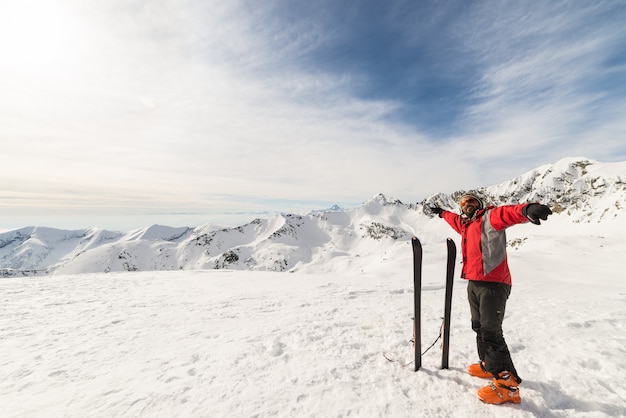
[467,361,491,379]
[477,372,521,404]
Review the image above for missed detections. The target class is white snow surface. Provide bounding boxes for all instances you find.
[1,157,626,416]
[1,237,625,417]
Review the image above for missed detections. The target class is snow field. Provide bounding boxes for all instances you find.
[1,234,625,418]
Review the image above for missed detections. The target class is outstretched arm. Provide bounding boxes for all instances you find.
[489,203,552,229]
[438,209,463,234]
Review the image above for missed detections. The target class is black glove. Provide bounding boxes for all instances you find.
[429,206,443,217]
[523,203,552,225]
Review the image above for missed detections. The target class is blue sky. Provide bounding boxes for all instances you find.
[2,0,626,231]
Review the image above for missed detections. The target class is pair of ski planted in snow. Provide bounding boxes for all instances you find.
[412,237,456,371]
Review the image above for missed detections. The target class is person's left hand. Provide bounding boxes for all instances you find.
[523,203,552,225]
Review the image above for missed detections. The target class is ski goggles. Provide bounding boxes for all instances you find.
[460,197,479,207]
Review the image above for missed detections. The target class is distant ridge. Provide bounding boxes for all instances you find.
[1,157,624,276]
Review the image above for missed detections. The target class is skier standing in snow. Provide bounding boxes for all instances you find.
[430,192,552,405]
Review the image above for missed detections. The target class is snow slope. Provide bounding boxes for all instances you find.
[1,156,625,416]
[1,233,624,417]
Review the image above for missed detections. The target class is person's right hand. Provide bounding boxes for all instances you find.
[429,206,443,217]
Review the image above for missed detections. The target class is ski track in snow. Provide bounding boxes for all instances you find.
[1,249,625,418]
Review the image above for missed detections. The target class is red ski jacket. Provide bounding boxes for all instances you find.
[441,204,529,285]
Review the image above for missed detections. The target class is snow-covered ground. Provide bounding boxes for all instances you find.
[1,231,625,417]
[2,158,625,416]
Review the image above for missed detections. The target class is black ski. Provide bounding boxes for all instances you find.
[411,237,422,371]
[441,238,456,369]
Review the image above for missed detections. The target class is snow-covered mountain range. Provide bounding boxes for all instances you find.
[2,157,625,276]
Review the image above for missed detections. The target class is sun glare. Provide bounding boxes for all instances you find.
[0,1,88,79]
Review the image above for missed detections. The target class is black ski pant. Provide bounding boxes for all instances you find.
[467,280,521,383]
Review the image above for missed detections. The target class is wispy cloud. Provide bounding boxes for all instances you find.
[1,0,625,230]
[453,1,626,168]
